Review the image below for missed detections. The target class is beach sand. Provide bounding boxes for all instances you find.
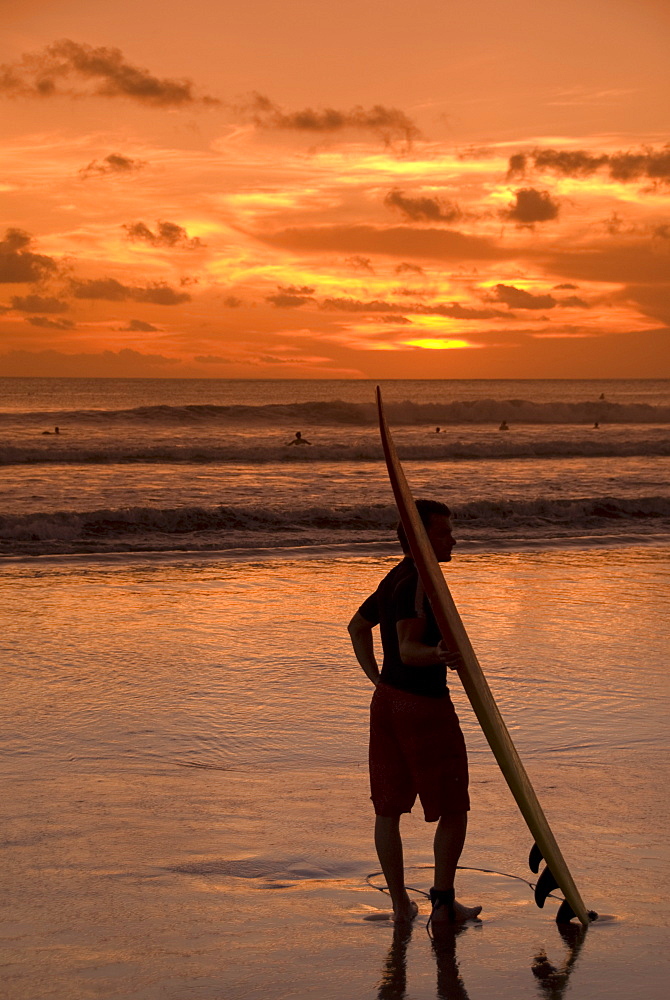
[2,545,668,998]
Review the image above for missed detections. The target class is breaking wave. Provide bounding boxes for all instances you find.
[2,398,670,427]
[2,496,668,557]
[2,436,669,465]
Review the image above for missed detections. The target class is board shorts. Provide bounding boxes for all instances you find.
[369,681,470,822]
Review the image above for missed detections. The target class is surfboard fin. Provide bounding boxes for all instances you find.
[534,865,559,908]
[529,842,544,874]
[556,898,577,923]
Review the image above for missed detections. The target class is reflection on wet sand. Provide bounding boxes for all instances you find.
[376,917,589,1000]
[532,920,589,1000]
[377,921,471,1000]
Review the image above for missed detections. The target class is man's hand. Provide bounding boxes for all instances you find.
[437,640,463,671]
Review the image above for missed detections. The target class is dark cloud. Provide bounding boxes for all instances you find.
[491,284,557,310]
[0,228,59,283]
[345,255,375,272]
[652,224,670,240]
[11,294,68,313]
[222,295,243,307]
[71,278,191,304]
[26,316,74,329]
[507,144,670,184]
[561,295,589,307]
[395,262,425,274]
[80,153,146,178]
[124,319,159,331]
[123,220,203,248]
[245,93,419,145]
[266,283,315,307]
[259,225,512,262]
[503,188,560,225]
[0,347,180,376]
[321,296,507,320]
[553,283,579,289]
[0,39,219,107]
[384,188,461,223]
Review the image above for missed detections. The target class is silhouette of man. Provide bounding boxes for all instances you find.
[348,499,481,926]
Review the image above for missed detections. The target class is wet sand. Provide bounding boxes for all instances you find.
[1,546,668,998]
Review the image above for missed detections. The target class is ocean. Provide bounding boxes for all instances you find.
[1,377,669,557]
[1,378,669,999]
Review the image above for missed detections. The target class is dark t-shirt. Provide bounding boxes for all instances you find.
[358,557,447,698]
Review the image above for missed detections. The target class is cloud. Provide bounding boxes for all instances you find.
[71,278,191,304]
[0,228,59,283]
[345,255,375,272]
[26,316,74,329]
[491,284,557,310]
[0,39,219,107]
[384,188,461,223]
[266,283,316,307]
[508,144,670,184]
[244,93,419,145]
[259,225,512,262]
[503,188,560,225]
[11,294,68,313]
[123,220,203,248]
[652,223,670,240]
[222,295,243,307]
[80,153,146,178]
[124,319,159,331]
[395,262,425,274]
[321,296,508,319]
[553,283,579,290]
[0,348,180,376]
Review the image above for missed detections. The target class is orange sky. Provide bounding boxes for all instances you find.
[1,0,668,378]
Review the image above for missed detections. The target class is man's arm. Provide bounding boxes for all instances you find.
[348,611,380,685]
[397,618,461,669]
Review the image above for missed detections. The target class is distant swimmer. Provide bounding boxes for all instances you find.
[499,421,509,431]
[435,427,441,434]
[593,421,600,429]
[287,430,311,446]
[599,393,606,400]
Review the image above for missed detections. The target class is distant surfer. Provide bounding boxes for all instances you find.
[593,421,599,429]
[286,431,311,446]
[41,426,61,435]
[348,499,482,926]
[499,421,509,431]
[435,427,441,434]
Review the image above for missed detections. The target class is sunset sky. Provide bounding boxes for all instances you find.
[1,0,668,378]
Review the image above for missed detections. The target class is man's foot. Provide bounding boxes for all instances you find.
[393,898,419,924]
[431,897,482,924]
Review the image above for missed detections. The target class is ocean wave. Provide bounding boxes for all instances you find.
[2,436,669,465]
[2,398,670,426]
[2,496,668,556]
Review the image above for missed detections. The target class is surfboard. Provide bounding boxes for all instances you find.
[376,386,593,926]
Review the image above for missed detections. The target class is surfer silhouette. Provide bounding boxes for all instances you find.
[499,421,509,431]
[435,427,441,434]
[286,431,311,446]
[348,499,481,927]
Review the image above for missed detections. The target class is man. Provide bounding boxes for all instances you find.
[348,499,481,925]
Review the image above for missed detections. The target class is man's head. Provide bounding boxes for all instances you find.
[397,498,455,562]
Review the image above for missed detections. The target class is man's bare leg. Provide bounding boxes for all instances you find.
[432,812,482,922]
[374,815,418,922]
